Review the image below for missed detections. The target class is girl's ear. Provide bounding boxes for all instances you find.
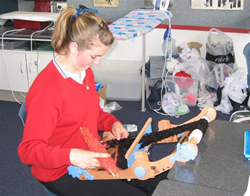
[69,42,78,54]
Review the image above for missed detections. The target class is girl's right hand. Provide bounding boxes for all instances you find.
[69,148,110,169]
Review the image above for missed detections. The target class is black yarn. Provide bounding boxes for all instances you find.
[140,118,208,148]
[104,119,208,149]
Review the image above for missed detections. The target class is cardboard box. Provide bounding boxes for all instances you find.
[97,82,107,105]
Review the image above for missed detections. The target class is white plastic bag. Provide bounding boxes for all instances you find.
[162,27,179,61]
[216,72,248,114]
[102,101,122,113]
[221,72,248,104]
[204,64,234,90]
[206,28,237,71]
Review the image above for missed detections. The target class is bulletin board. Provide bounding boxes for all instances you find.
[67,0,250,30]
[172,0,250,29]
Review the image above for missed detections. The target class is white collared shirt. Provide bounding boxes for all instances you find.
[54,56,86,84]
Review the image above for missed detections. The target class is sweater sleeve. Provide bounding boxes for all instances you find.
[97,107,121,132]
[18,65,72,169]
[18,89,72,169]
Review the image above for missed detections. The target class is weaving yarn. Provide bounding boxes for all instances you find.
[80,127,120,176]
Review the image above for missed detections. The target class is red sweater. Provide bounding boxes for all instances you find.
[18,60,119,182]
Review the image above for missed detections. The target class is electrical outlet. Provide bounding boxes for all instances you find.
[56,2,67,12]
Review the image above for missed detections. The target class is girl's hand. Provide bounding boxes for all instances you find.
[112,122,129,140]
[69,149,110,169]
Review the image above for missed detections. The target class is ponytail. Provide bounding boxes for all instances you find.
[51,6,114,55]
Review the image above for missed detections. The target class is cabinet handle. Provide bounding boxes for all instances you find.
[20,63,23,73]
[29,62,31,73]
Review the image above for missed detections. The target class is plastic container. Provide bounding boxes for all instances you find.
[244,131,250,160]
[0,40,27,50]
[165,75,199,106]
[229,110,250,124]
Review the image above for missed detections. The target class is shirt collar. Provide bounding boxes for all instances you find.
[53,55,86,84]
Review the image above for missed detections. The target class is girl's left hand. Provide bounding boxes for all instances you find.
[112,122,129,140]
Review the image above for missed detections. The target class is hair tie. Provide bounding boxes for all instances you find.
[72,9,80,18]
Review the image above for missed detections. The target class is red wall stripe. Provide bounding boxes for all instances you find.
[108,22,250,34]
[156,24,250,34]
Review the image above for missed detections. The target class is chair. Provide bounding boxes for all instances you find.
[18,102,59,196]
[18,102,27,127]
[243,43,250,109]
[243,42,250,92]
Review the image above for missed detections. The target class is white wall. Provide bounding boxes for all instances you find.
[103,28,250,74]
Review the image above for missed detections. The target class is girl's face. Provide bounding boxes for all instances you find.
[74,42,109,71]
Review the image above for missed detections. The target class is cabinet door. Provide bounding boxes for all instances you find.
[0,51,29,92]
[0,51,9,91]
[26,52,54,87]
[37,52,54,73]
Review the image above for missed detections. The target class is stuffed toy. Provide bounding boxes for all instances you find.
[177,42,203,54]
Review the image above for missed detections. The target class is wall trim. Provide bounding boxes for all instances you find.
[157,24,250,34]
[108,22,250,34]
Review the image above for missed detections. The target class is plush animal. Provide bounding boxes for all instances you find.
[177,42,203,54]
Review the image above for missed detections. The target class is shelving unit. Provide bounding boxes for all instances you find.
[0,25,54,93]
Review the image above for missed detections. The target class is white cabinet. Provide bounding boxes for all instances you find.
[0,51,29,92]
[36,53,54,73]
[26,52,54,87]
[0,50,54,93]
[0,27,54,95]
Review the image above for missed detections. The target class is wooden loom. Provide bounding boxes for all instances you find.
[68,106,216,181]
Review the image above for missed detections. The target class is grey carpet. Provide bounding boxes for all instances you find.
[0,100,230,196]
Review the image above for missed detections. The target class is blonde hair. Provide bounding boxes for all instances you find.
[51,6,114,55]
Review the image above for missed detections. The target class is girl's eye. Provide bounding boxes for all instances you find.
[91,56,96,59]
